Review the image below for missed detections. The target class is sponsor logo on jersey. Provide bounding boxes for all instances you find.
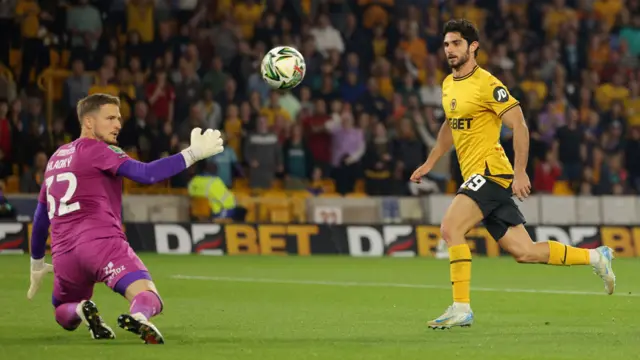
[493,86,509,103]
[108,145,125,154]
[104,261,126,283]
[448,117,473,130]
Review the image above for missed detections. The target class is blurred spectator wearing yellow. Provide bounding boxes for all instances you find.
[127,0,154,43]
[233,0,263,40]
[187,162,246,222]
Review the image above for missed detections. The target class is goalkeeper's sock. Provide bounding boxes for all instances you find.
[55,302,82,330]
[130,291,163,320]
[547,241,590,265]
[449,244,472,304]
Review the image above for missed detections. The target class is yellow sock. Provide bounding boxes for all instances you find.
[449,244,472,303]
[547,241,590,265]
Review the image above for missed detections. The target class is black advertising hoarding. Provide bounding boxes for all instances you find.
[1,222,639,257]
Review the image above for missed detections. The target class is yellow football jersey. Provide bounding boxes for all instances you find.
[442,66,520,188]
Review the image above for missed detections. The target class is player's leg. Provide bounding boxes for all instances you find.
[52,279,115,339]
[427,193,485,329]
[497,224,616,294]
[115,277,165,344]
[53,297,82,331]
[99,240,165,344]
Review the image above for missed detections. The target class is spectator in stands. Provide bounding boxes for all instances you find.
[578,166,595,195]
[15,0,52,90]
[127,0,155,45]
[216,78,242,117]
[413,110,449,191]
[178,103,208,142]
[195,88,221,130]
[222,104,242,156]
[0,100,10,164]
[555,112,583,185]
[598,152,629,194]
[22,96,46,136]
[0,0,15,67]
[310,13,344,58]
[328,111,364,194]
[89,67,118,97]
[125,30,145,68]
[283,123,313,187]
[116,68,137,121]
[128,56,147,98]
[245,116,282,189]
[202,56,228,98]
[8,99,26,167]
[393,118,425,183]
[0,69,17,104]
[3,0,640,202]
[19,151,46,193]
[363,122,393,195]
[63,59,92,113]
[120,100,152,155]
[50,117,71,149]
[209,133,242,188]
[260,91,290,126]
[174,60,201,121]
[188,162,247,222]
[0,180,16,219]
[625,127,640,192]
[146,68,175,123]
[0,149,10,180]
[302,98,331,174]
[66,0,102,56]
[534,149,563,194]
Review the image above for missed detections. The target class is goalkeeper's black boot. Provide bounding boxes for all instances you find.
[78,300,116,340]
[117,313,165,344]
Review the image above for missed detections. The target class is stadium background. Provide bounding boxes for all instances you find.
[1,0,639,254]
[0,0,639,358]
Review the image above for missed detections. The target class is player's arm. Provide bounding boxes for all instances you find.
[501,106,529,177]
[104,128,223,184]
[30,201,50,261]
[410,121,453,182]
[27,189,54,300]
[117,155,190,185]
[485,79,531,200]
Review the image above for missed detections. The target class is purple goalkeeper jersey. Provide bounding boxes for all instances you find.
[38,138,130,257]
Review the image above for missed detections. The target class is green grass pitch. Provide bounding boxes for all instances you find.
[1,255,639,360]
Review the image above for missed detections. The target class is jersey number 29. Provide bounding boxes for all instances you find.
[45,172,81,219]
[461,174,486,191]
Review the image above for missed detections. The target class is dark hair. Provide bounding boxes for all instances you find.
[443,19,480,57]
[76,93,120,122]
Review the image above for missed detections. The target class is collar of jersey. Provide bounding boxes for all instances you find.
[453,65,479,81]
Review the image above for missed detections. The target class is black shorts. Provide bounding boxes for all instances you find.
[456,174,526,241]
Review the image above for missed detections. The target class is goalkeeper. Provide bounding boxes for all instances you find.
[27,94,224,344]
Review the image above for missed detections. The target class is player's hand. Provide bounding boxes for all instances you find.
[512,171,531,202]
[184,127,224,162]
[27,258,54,300]
[410,164,430,183]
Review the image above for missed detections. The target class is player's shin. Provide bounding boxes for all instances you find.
[130,291,163,320]
[55,303,82,331]
[449,244,472,307]
[546,241,590,265]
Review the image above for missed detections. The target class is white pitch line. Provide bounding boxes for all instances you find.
[171,275,638,297]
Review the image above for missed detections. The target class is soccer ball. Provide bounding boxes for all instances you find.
[261,46,306,90]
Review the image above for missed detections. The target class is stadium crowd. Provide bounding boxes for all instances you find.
[0,0,639,197]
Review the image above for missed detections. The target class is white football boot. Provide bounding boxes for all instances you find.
[591,246,616,295]
[427,303,474,329]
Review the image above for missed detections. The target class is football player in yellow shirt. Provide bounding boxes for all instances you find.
[410,19,616,329]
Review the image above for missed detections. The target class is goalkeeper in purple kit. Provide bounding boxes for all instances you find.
[27,94,224,344]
